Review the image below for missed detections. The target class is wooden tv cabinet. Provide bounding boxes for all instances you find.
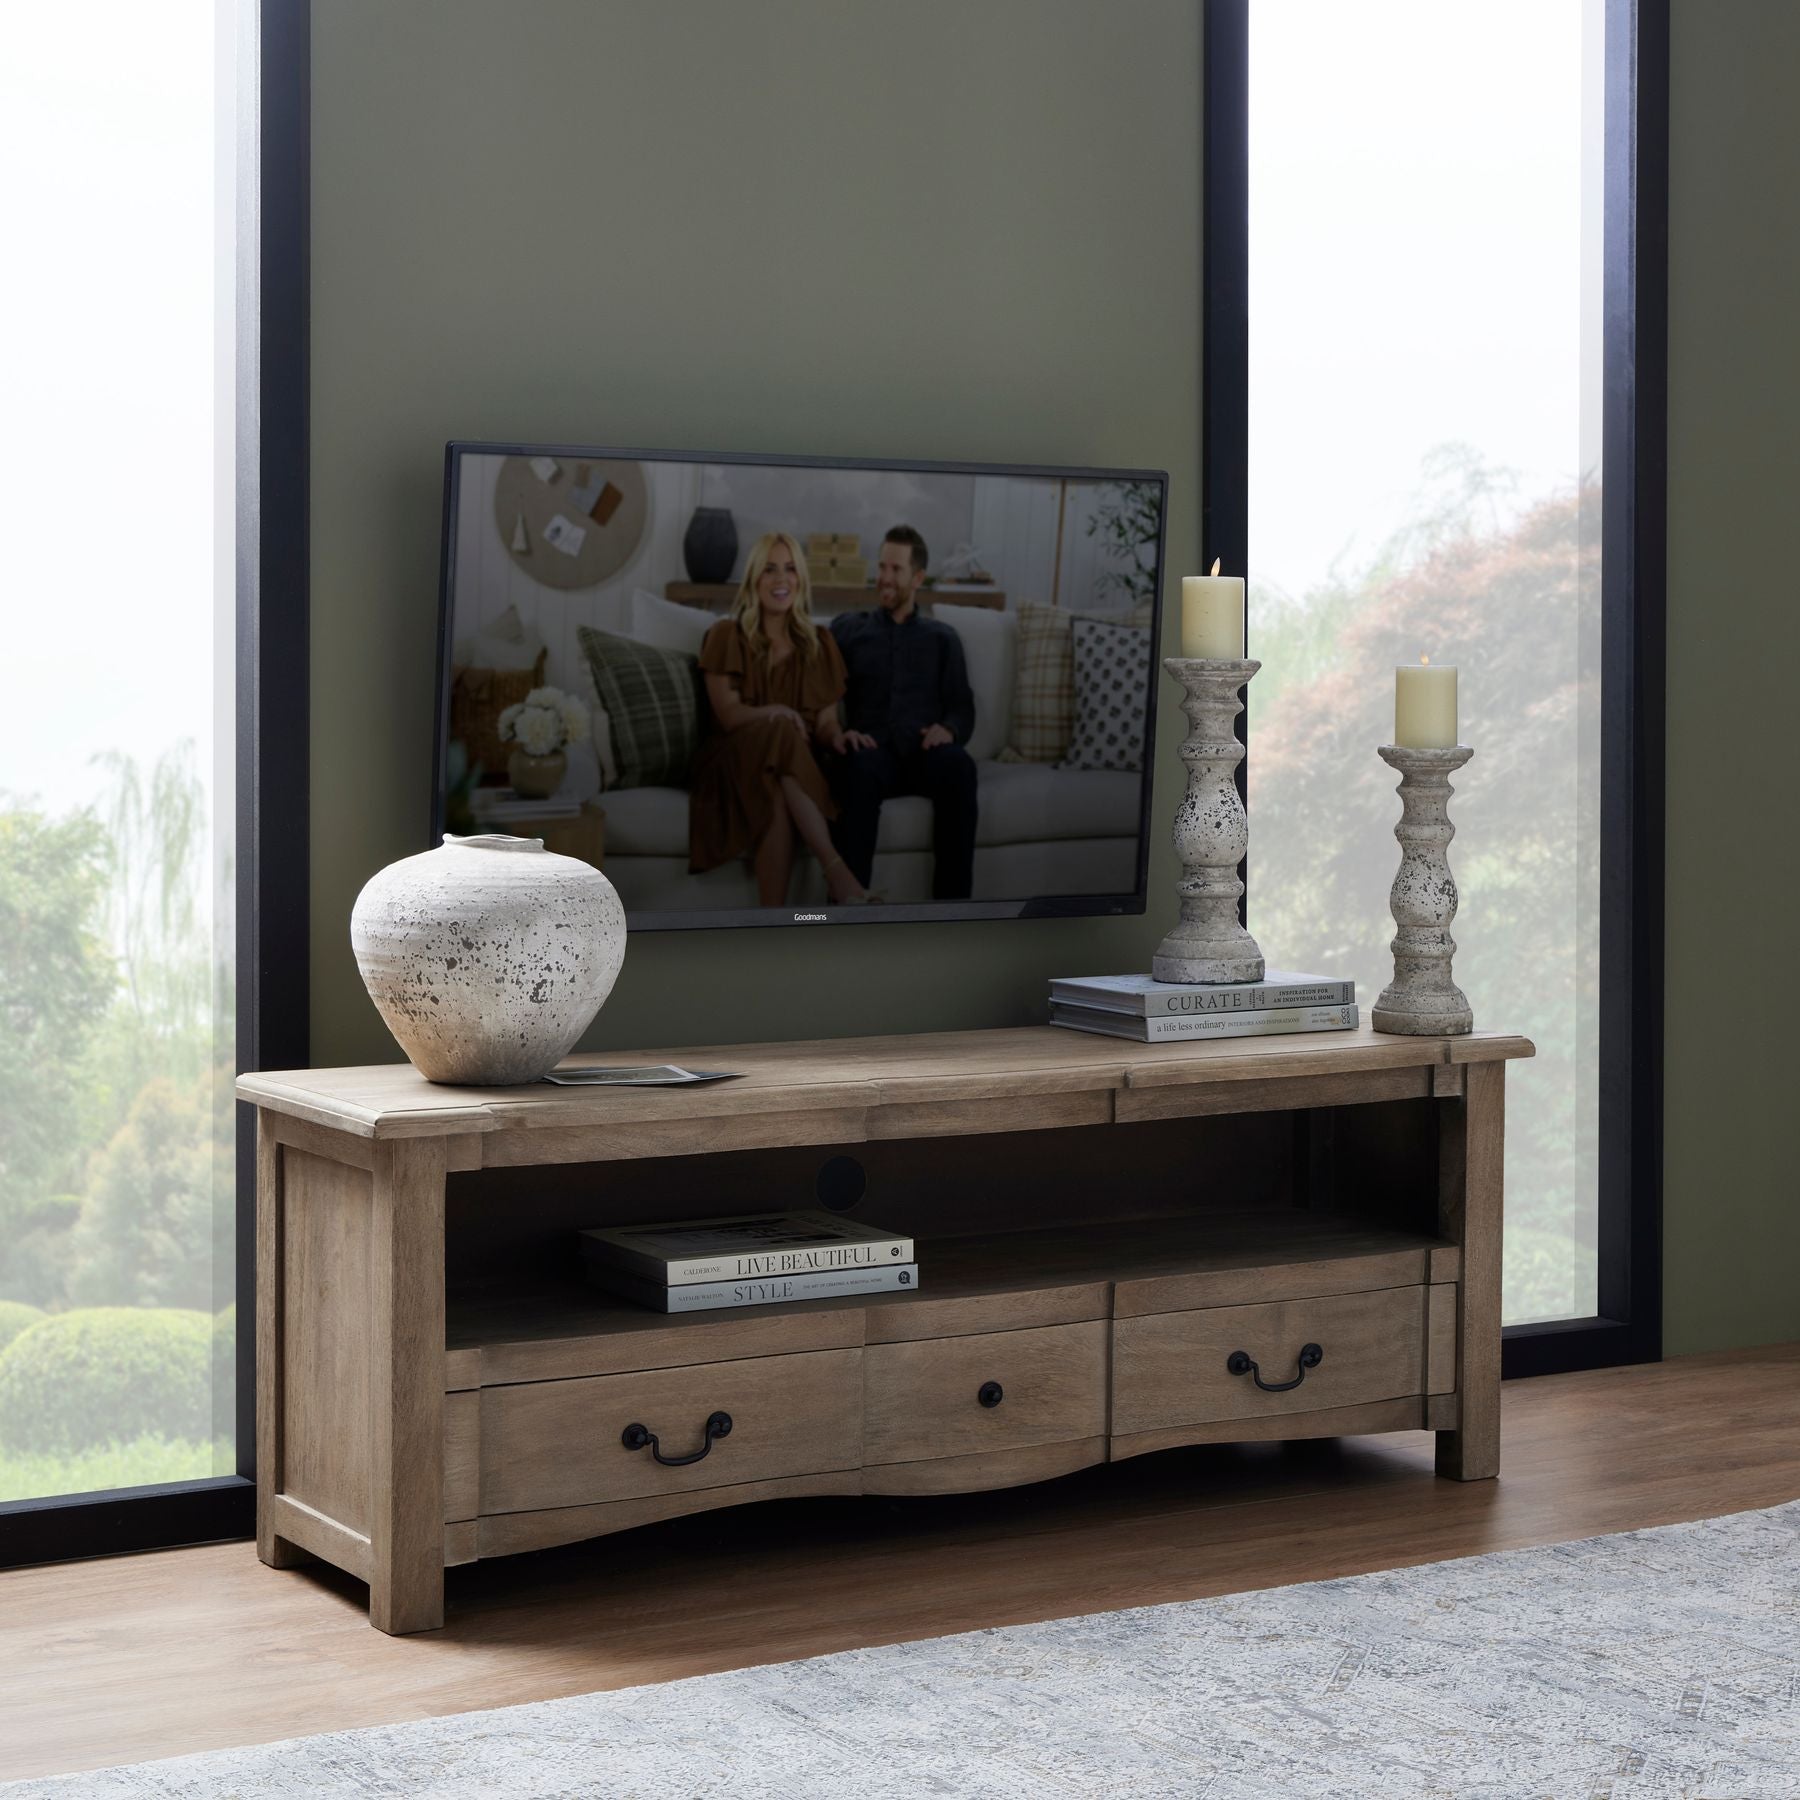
[238,1023,1531,1635]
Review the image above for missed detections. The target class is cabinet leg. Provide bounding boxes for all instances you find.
[253,1116,309,1564]
[367,1138,447,1635]
[1435,1414,1499,1482]
[258,1532,313,1570]
[1435,1059,1504,1483]
[371,1555,444,1637]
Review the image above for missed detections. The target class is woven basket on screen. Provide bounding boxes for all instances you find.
[449,651,548,780]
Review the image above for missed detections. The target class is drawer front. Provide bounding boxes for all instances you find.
[479,1348,862,1512]
[864,1321,1108,1464]
[1112,1286,1428,1436]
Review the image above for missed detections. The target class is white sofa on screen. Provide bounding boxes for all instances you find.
[572,591,1145,911]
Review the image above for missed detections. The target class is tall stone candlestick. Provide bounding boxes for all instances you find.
[1371,744,1474,1035]
[1152,658,1265,985]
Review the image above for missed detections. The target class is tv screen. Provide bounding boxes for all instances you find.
[434,444,1168,930]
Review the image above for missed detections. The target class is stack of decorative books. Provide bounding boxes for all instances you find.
[1047,971,1357,1042]
[580,1209,917,1314]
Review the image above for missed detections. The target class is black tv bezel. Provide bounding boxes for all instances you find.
[434,441,1169,933]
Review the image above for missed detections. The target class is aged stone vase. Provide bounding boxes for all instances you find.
[350,835,627,1085]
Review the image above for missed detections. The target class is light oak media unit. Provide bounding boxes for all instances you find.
[239,1023,1531,1634]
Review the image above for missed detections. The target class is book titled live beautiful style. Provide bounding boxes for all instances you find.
[579,1209,914,1286]
[1048,971,1355,1016]
[591,1260,919,1315]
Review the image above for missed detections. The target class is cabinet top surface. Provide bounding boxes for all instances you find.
[238,1023,1533,1141]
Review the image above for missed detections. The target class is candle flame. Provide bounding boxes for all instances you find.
[1209,557,1221,576]
[1420,652,1430,666]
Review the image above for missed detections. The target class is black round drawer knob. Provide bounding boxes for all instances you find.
[977,1380,1004,1408]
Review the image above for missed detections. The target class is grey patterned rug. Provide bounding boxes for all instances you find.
[10,1501,1800,1799]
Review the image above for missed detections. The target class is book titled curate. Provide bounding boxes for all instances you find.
[1048,970,1355,1017]
[593,1261,920,1315]
[1050,1001,1359,1042]
[579,1208,914,1286]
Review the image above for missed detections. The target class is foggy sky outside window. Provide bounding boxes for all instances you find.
[1246,0,1603,1324]
[0,3,237,1500]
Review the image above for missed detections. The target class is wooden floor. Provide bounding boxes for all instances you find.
[3,1341,1797,1783]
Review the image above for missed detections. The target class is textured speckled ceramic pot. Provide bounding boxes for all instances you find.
[350,835,627,1085]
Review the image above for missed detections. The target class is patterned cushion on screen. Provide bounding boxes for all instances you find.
[575,626,701,790]
[1003,600,1153,764]
[1062,616,1152,772]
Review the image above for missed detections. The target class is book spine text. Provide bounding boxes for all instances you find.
[1051,1003,1358,1041]
[1051,980,1354,1016]
[596,1263,920,1313]
[590,1237,915,1286]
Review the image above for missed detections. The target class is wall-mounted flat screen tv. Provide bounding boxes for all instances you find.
[435,444,1168,931]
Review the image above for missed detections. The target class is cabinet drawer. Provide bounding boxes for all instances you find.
[478,1348,862,1513]
[1112,1286,1430,1437]
[864,1321,1107,1465]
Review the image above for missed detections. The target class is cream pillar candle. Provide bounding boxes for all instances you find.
[1394,656,1458,748]
[1180,559,1245,659]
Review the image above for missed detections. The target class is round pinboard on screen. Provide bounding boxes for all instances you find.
[493,454,648,590]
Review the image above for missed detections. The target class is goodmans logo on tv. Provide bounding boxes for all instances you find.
[794,912,829,922]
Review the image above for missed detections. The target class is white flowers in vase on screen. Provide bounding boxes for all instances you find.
[499,686,590,799]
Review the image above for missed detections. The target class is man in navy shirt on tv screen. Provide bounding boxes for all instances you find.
[827,525,978,900]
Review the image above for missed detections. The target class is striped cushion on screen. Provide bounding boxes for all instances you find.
[1003,600,1153,764]
[575,626,701,790]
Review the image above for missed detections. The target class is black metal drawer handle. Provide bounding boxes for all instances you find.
[1226,1343,1323,1393]
[978,1380,1004,1408]
[621,1410,733,1466]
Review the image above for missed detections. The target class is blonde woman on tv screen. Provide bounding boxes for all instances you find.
[688,531,872,906]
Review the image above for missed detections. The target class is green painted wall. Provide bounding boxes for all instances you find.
[309,0,1200,1066]
[310,3,1798,1354]
[1661,3,1800,1355]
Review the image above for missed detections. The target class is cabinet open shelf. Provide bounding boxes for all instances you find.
[446,1209,1460,1384]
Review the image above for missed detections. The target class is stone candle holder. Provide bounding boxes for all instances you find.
[1371,743,1474,1036]
[1152,657,1266,985]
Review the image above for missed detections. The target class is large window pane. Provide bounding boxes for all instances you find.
[1247,1,1602,1324]
[0,2,236,1500]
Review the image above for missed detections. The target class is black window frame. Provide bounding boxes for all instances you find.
[0,0,311,1568]
[1204,0,1666,1378]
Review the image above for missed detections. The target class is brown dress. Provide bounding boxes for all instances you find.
[688,619,847,873]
